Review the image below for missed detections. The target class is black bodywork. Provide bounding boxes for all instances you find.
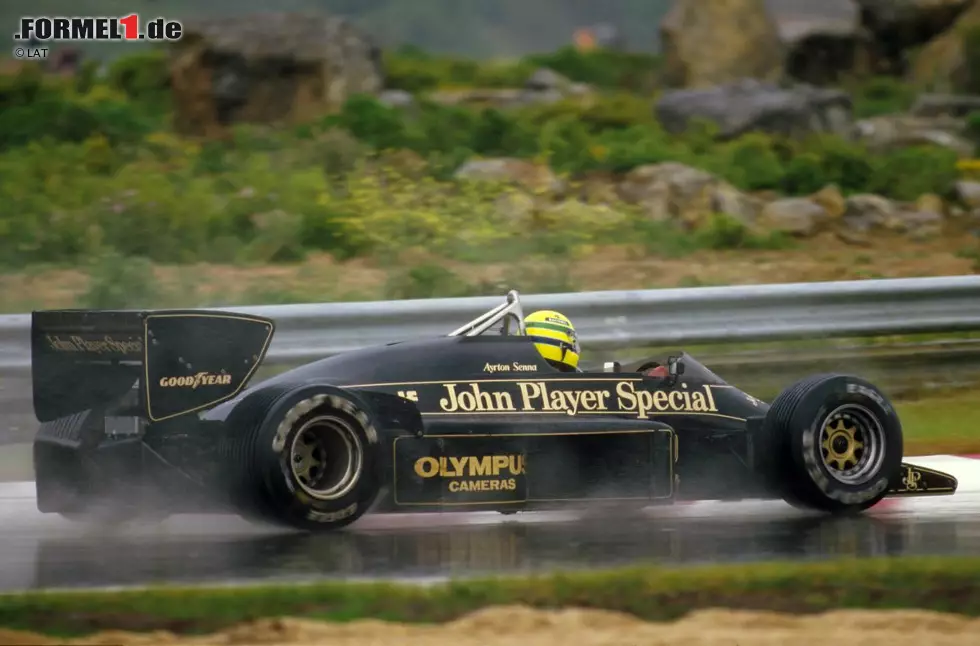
[29,292,959,529]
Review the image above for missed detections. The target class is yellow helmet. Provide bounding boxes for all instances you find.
[524,310,580,371]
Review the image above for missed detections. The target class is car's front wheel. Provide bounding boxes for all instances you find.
[759,374,903,513]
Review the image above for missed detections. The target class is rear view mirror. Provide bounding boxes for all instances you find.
[667,356,685,377]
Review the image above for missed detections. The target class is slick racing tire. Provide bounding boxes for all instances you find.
[759,374,902,514]
[228,384,382,532]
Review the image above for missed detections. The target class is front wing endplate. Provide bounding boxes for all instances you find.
[886,461,958,496]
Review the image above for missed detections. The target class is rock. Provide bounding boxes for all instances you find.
[915,192,945,216]
[518,68,594,105]
[759,197,831,236]
[955,180,980,208]
[856,0,975,75]
[660,0,785,88]
[909,2,980,92]
[842,193,944,237]
[893,209,945,238]
[170,13,383,138]
[853,115,974,156]
[429,83,591,109]
[454,158,564,195]
[377,89,416,109]
[654,79,854,140]
[575,172,621,205]
[525,68,573,92]
[911,93,980,118]
[841,193,897,232]
[811,184,847,218]
[836,228,873,246]
[776,9,871,85]
[617,162,762,229]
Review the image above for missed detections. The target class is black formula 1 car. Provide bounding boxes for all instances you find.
[30,290,958,530]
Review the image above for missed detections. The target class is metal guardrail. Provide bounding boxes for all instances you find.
[2,276,980,375]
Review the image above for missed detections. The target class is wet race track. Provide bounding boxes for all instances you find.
[2,455,980,593]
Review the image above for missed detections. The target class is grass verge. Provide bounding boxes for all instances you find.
[897,394,980,456]
[1,557,979,636]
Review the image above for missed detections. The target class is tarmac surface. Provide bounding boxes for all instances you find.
[2,455,979,593]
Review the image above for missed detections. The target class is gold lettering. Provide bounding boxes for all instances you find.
[45,334,143,355]
[512,362,538,372]
[902,466,922,491]
[613,381,718,415]
[518,382,543,410]
[539,383,554,411]
[439,384,515,412]
[448,456,468,477]
[448,478,517,493]
[414,457,438,478]
[414,454,525,480]
[492,455,509,473]
[470,456,492,476]
[617,381,638,413]
[440,384,461,412]
[691,391,708,412]
[580,391,597,410]
[435,381,719,418]
[492,391,514,410]
[158,372,232,389]
[705,385,717,411]
[598,390,612,409]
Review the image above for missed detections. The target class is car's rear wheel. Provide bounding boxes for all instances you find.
[227,385,381,531]
[759,374,903,513]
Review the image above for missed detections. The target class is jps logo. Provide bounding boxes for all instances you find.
[159,372,232,389]
[902,466,922,491]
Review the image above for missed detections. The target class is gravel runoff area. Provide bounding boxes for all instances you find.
[2,606,980,646]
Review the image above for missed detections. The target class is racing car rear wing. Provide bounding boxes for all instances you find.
[31,309,275,423]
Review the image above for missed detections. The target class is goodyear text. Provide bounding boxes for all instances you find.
[159,372,232,389]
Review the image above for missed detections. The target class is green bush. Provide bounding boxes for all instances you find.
[382,45,660,94]
[0,69,158,149]
[106,48,171,111]
[851,76,916,118]
[867,145,959,201]
[525,46,660,92]
[383,46,533,92]
[0,47,963,274]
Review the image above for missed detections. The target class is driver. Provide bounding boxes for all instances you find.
[524,310,581,372]
[524,309,669,377]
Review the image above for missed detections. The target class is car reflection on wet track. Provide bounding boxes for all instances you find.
[16,511,980,592]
